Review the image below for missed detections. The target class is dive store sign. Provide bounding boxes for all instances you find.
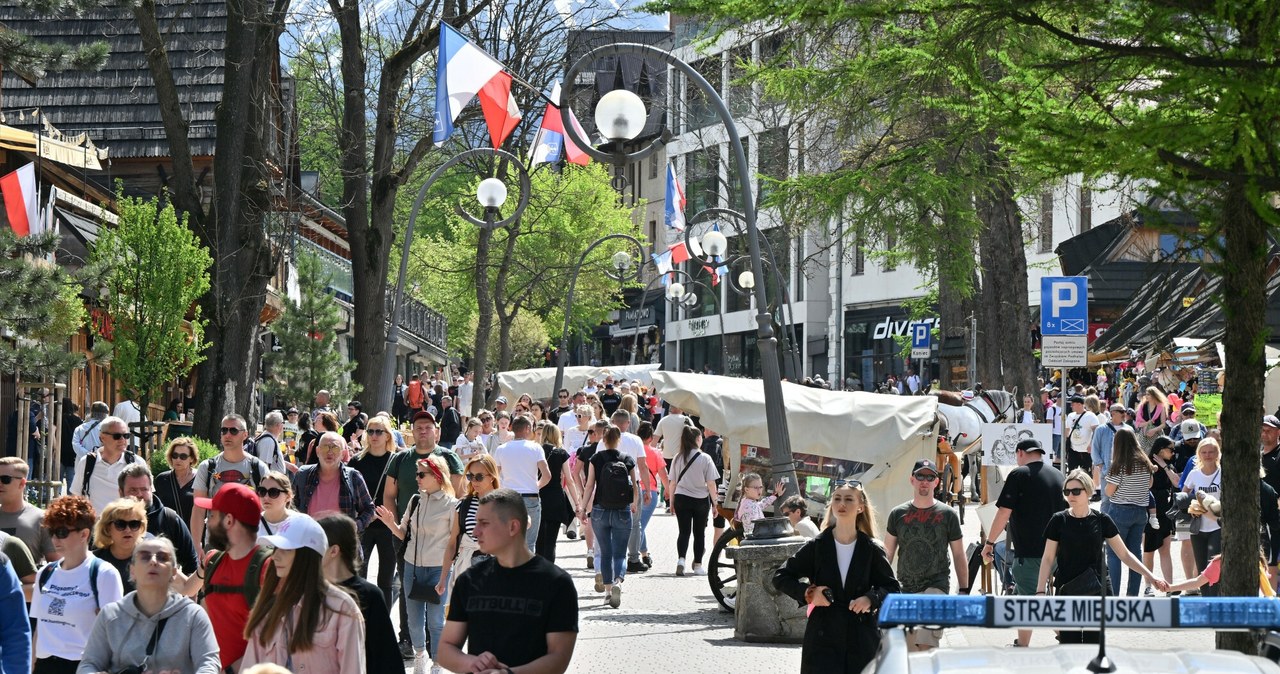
[872,316,939,341]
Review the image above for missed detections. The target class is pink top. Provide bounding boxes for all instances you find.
[308,472,341,518]
[243,584,365,674]
[736,494,778,536]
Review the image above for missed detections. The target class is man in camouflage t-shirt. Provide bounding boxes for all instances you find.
[884,459,968,651]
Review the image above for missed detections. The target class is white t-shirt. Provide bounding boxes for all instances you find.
[494,439,546,494]
[252,433,287,474]
[1046,403,1062,434]
[69,451,148,514]
[563,426,590,453]
[655,414,690,460]
[111,400,141,426]
[1067,411,1099,453]
[617,431,646,466]
[457,382,474,416]
[557,409,580,435]
[454,434,486,460]
[835,537,856,583]
[30,557,125,659]
[1183,467,1222,533]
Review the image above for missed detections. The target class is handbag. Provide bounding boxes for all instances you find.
[408,571,441,604]
[1054,514,1107,596]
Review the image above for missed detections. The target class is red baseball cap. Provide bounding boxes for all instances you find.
[194,483,262,528]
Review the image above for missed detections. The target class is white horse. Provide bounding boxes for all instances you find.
[934,389,1019,455]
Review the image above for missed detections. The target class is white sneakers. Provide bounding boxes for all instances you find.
[413,651,428,674]
[676,558,686,576]
[692,565,706,576]
[608,584,622,608]
[594,572,605,593]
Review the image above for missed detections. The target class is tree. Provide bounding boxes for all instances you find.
[459,311,549,370]
[91,192,212,423]
[131,0,289,441]
[263,251,357,408]
[0,230,88,380]
[0,0,108,82]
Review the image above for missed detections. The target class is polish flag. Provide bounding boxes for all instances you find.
[0,163,37,237]
[478,72,522,149]
[668,240,691,265]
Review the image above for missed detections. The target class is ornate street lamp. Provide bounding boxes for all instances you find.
[379,148,532,413]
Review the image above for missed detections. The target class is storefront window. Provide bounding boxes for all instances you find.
[843,308,939,391]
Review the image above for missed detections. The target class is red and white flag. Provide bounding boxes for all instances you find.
[478,71,523,149]
[0,163,37,237]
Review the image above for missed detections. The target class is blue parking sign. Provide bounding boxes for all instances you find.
[912,323,931,349]
[1041,276,1088,335]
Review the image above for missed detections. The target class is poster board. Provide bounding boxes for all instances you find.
[981,423,1053,467]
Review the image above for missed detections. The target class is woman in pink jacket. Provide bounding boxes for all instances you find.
[243,513,365,673]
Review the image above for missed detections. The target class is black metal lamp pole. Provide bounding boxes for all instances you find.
[380,148,531,413]
[559,43,798,498]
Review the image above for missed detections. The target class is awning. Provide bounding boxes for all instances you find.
[56,207,100,246]
[0,124,106,170]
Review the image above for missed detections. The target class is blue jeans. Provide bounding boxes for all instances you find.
[592,506,631,585]
[403,563,445,655]
[523,496,542,553]
[1104,502,1146,595]
[638,489,659,552]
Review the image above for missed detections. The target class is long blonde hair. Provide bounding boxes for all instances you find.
[464,454,501,498]
[821,482,877,539]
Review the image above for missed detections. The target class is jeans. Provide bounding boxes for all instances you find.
[61,464,75,490]
[591,505,631,585]
[403,563,445,655]
[394,540,408,642]
[674,493,711,564]
[636,489,659,553]
[359,523,397,610]
[627,494,645,563]
[1191,528,1223,597]
[522,495,542,553]
[1104,502,1146,595]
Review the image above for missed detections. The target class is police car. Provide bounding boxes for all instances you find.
[873,594,1280,673]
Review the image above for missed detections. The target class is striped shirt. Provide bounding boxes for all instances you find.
[1106,468,1152,507]
[457,496,479,541]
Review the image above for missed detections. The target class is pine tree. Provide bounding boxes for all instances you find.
[0,0,109,83]
[263,251,357,409]
[0,229,88,380]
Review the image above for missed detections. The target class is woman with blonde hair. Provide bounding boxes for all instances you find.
[348,413,398,610]
[1135,386,1170,451]
[93,497,148,593]
[617,394,641,434]
[243,514,364,672]
[155,436,199,524]
[436,454,501,597]
[536,421,575,561]
[1182,437,1223,596]
[774,481,898,673]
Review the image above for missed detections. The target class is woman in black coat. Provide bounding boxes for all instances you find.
[773,481,900,674]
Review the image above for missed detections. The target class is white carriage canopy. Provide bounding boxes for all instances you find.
[496,364,662,401]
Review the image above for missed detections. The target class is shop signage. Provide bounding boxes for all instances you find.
[618,305,656,330]
[689,318,710,337]
[872,315,939,341]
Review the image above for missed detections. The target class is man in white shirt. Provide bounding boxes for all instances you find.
[252,411,291,474]
[1064,395,1099,476]
[611,410,652,573]
[654,405,690,462]
[457,374,474,419]
[69,402,110,487]
[493,415,551,553]
[557,391,588,435]
[69,416,147,514]
[906,370,921,395]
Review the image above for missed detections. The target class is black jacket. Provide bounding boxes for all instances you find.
[146,499,199,574]
[773,528,900,674]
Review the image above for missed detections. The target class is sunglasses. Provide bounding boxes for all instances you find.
[220,427,243,435]
[832,479,863,489]
[465,473,490,482]
[0,475,18,485]
[105,432,132,440]
[50,526,84,539]
[135,550,173,565]
[256,487,288,499]
[913,472,939,482]
[170,452,191,461]
[112,519,144,532]
[416,471,433,479]
[367,429,387,436]
[1063,487,1088,496]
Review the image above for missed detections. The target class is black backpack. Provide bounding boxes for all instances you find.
[81,449,138,495]
[594,449,634,509]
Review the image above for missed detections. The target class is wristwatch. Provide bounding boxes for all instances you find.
[983,541,994,548]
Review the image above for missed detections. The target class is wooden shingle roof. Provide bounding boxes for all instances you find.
[0,0,225,159]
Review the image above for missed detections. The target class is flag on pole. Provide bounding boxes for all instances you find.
[530,82,591,166]
[668,240,691,265]
[478,71,523,148]
[0,162,37,237]
[652,249,673,275]
[664,163,686,231]
[434,24,505,146]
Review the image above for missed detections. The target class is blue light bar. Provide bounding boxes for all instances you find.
[879,594,987,627]
[1178,597,1280,629]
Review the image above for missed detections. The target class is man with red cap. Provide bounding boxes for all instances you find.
[189,483,273,672]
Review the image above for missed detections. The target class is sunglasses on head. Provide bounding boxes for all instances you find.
[50,526,84,539]
[256,487,287,499]
[465,472,490,482]
[831,479,862,489]
[105,432,132,440]
[1063,487,1087,496]
[0,475,19,485]
[219,427,243,435]
[112,519,144,532]
[135,549,173,565]
[913,472,939,482]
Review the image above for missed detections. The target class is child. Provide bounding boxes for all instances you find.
[735,472,785,536]
[1165,553,1275,597]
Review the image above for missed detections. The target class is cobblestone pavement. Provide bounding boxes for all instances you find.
[384,500,1220,673]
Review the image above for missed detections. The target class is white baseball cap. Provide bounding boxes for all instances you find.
[258,513,328,556]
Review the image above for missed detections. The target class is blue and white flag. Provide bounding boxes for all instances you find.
[434,24,505,146]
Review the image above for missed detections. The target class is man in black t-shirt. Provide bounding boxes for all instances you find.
[1262,415,1280,496]
[438,489,578,673]
[982,439,1065,648]
[599,384,621,416]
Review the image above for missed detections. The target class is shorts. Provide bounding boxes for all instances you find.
[1012,556,1043,596]
[906,587,946,648]
[1143,511,1173,552]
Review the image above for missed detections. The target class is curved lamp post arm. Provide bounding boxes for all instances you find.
[629,268,719,367]
[379,148,530,413]
[552,233,646,400]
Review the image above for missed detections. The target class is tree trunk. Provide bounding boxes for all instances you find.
[497,316,514,373]
[492,224,520,374]
[472,228,495,413]
[1215,182,1267,653]
[974,136,1036,401]
[936,199,979,390]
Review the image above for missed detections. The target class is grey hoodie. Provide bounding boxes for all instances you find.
[77,591,220,674]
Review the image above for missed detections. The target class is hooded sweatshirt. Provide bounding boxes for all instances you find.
[77,591,221,674]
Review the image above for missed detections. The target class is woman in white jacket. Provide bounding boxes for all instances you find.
[77,537,220,674]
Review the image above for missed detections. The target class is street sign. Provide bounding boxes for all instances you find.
[1042,334,1088,366]
[910,322,931,359]
[1040,276,1089,335]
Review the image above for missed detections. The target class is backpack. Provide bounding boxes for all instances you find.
[249,433,281,469]
[39,556,102,611]
[201,545,274,606]
[594,449,634,509]
[81,450,138,496]
[65,418,99,466]
[202,456,264,494]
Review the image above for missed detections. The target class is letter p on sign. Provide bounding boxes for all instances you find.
[1051,282,1077,317]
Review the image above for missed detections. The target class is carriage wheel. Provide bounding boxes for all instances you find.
[708,527,743,611]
